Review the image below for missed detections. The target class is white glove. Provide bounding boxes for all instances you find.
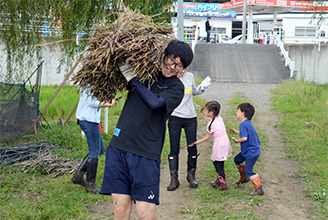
[199,76,211,91]
[119,63,136,82]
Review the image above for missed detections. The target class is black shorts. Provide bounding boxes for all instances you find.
[100,145,160,205]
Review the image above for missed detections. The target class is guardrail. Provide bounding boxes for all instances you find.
[273,32,295,78]
[283,36,328,44]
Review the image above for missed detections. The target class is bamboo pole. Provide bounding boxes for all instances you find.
[64,101,79,126]
[33,66,41,106]
[27,60,80,134]
[34,67,40,94]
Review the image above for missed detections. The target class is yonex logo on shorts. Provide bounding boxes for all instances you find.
[148,191,155,200]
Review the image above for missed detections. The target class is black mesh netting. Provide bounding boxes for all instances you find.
[0,82,40,142]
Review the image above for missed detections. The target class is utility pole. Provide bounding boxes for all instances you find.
[177,0,184,41]
[241,0,247,44]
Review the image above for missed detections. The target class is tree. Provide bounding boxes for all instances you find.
[0,0,175,83]
[1,0,326,83]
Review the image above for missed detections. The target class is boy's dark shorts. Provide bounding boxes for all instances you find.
[100,145,160,205]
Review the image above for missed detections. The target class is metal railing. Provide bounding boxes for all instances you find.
[283,36,328,44]
[273,32,295,78]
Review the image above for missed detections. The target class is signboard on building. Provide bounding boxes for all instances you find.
[216,0,328,11]
[183,2,237,19]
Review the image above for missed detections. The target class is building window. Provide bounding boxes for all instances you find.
[211,27,226,35]
[184,26,196,41]
[295,26,316,37]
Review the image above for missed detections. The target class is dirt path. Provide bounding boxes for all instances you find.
[90,82,314,219]
[253,107,313,219]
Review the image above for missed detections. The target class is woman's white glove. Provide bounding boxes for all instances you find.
[119,63,136,82]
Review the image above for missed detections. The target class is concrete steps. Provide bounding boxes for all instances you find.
[188,43,290,83]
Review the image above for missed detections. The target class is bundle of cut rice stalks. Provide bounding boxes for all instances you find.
[13,152,80,178]
[71,9,174,101]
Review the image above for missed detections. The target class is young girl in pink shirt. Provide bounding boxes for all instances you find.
[189,101,233,190]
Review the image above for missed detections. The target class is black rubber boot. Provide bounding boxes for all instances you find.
[167,155,180,191]
[85,157,100,194]
[71,154,88,187]
[186,154,199,188]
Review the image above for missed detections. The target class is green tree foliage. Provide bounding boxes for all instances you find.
[0,0,325,83]
[0,0,175,83]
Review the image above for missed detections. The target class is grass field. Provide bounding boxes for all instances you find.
[270,80,328,217]
[0,79,327,219]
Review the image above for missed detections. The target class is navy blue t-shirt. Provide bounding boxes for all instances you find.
[110,73,184,160]
[239,119,261,158]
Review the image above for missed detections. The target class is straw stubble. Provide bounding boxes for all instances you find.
[71,9,174,101]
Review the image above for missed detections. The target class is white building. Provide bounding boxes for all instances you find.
[175,1,328,44]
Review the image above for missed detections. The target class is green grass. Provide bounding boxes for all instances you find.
[270,79,328,217]
[1,80,327,219]
[179,80,327,219]
[39,85,80,119]
[0,85,116,219]
[0,84,192,219]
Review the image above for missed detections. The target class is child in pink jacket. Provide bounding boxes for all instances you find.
[189,101,233,190]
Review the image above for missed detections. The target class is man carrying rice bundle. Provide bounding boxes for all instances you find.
[100,39,194,220]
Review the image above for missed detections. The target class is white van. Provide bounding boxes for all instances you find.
[227,34,244,44]
[211,34,231,43]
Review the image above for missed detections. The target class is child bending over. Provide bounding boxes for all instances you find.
[189,101,233,190]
